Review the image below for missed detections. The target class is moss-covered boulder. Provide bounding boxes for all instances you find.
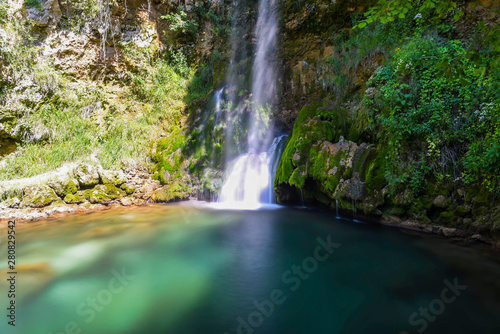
[47,175,79,198]
[151,129,188,185]
[275,101,378,212]
[151,181,191,203]
[99,170,127,186]
[73,164,100,187]
[81,184,126,204]
[22,185,60,208]
[63,193,85,204]
[120,183,136,195]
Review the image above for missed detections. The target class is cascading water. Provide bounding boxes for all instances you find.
[218,135,287,209]
[217,0,283,208]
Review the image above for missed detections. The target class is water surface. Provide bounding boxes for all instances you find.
[1,204,500,334]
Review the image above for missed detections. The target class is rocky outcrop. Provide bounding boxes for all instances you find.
[28,0,62,28]
[275,101,379,210]
[275,101,500,244]
[0,162,195,222]
[22,185,59,208]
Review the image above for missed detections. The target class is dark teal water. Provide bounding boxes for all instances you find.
[2,204,500,334]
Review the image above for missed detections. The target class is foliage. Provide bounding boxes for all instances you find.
[353,0,463,29]
[24,0,42,10]
[0,1,7,22]
[162,9,198,35]
[61,0,101,32]
[367,32,500,195]
[0,20,204,180]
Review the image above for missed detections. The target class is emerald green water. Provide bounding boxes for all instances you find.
[2,204,500,334]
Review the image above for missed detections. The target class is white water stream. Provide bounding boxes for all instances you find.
[217,0,282,209]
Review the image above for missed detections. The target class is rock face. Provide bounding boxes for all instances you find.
[275,101,381,213]
[28,0,62,27]
[275,100,500,242]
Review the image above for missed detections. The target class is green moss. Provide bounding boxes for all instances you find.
[456,206,470,217]
[151,127,188,183]
[120,183,136,195]
[438,210,455,226]
[63,193,85,204]
[386,207,405,216]
[365,149,387,192]
[81,184,125,204]
[151,181,191,202]
[81,189,109,204]
[22,185,59,208]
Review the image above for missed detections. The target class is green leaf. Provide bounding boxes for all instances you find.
[358,22,367,28]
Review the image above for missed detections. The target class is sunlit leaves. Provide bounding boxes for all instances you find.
[353,0,463,29]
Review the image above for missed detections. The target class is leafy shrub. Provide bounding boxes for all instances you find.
[0,0,9,22]
[162,9,198,35]
[24,0,41,10]
[368,32,499,194]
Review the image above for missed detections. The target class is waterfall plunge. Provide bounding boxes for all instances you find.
[218,135,287,209]
[217,0,282,209]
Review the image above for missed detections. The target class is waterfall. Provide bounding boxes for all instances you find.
[248,0,278,153]
[218,135,287,209]
[216,0,281,209]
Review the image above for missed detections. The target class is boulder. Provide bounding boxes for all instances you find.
[81,184,125,204]
[63,193,85,204]
[28,0,62,27]
[432,195,448,208]
[99,169,127,186]
[22,185,59,208]
[119,197,134,206]
[47,175,79,197]
[73,164,100,187]
[151,182,190,202]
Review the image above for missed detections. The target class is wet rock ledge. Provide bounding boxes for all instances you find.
[0,163,192,222]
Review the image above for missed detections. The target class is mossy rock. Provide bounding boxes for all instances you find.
[48,176,79,197]
[365,149,387,192]
[63,193,85,204]
[438,210,456,226]
[99,170,127,186]
[81,184,125,204]
[73,164,100,187]
[120,183,136,195]
[151,181,191,203]
[456,205,470,217]
[22,185,60,208]
[202,168,223,193]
